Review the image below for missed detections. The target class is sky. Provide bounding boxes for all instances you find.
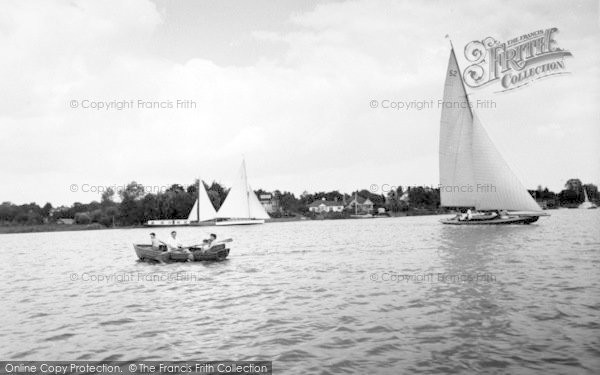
[0,0,599,205]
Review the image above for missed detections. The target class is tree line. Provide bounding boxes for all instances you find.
[0,178,597,227]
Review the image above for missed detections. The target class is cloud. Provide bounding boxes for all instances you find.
[0,0,598,204]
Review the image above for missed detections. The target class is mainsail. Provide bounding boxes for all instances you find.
[216,160,270,220]
[439,49,542,212]
[187,180,217,221]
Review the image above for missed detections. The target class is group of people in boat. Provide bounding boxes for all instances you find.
[456,209,510,221]
[149,231,218,261]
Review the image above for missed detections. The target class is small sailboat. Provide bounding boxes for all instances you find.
[579,187,597,209]
[439,44,547,225]
[187,179,218,223]
[215,160,270,225]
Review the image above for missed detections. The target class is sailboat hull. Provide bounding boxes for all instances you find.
[440,216,539,225]
[216,219,265,226]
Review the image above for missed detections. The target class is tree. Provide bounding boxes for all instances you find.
[278,191,300,213]
[14,212,29,224]
[558,189,579,206]
[41,203,53,218]
[119,182,146,201]
[104,206,119,227]
[101,188,116,207]
[75,212,91,224]
[206,181,228,210]
[118,182,146,225]
[207,190,222,211]
[141,194,161,221]
[166,184,185,193]
[386,189,402,212]
[408,187,440,209]
[0,202,17,223]
[186,180,199,196]
[564,178,583,192]
[254,188,269,197]
[559,178,587,205]
[90,209,103,223]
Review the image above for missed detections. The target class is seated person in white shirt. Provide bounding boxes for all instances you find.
[164,231,193,261]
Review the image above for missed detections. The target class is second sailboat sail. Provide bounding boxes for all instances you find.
[216,160,270,225]
[187,180,217,222]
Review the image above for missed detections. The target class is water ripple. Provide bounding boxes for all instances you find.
[0,210,599,374]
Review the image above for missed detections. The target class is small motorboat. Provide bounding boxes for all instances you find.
[133,243,230,262]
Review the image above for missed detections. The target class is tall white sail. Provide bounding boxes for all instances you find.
[216,160,270,220]
[439,49,477,208]
[187,180,217,221]
[440,49,542,212]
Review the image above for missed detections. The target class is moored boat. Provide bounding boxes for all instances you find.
[216,219,265,226]
[133,244,230,262]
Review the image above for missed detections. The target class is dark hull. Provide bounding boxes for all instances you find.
[441,216,539,225]
[134,244,230,262]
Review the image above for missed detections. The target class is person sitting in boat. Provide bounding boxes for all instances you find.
[198,233,218,254]
[164,231,193,261]
[149,233,164,251]
[205,233,218,249]
[499,209,509,219]
[164,231,182,250]
[458,209,471,221]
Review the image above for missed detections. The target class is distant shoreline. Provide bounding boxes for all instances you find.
[0,223,109,235]
[0,210,452,234]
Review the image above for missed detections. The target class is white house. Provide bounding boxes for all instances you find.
[308,199,344,213]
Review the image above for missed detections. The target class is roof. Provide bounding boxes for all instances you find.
[348,196,373,205]
[308,200,344,207]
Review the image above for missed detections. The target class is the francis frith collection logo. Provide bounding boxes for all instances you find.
[462,27,572,92]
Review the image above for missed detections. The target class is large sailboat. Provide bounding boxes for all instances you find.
[439,45,547,225]
[215,160,270,225]
[187,179,218,223]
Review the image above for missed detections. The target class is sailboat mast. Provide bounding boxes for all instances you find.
[197,178,200,222]
[243,159,251,218]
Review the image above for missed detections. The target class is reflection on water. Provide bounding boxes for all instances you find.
[0,209,599,374]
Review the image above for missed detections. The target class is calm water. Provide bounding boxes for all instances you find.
[1,209,599,374]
